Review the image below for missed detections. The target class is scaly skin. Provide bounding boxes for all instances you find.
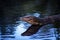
[20,14,60,36]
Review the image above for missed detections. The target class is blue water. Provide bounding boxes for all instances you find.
[0,23,57,40]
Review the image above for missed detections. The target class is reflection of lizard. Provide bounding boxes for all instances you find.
[20,14,60,36]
